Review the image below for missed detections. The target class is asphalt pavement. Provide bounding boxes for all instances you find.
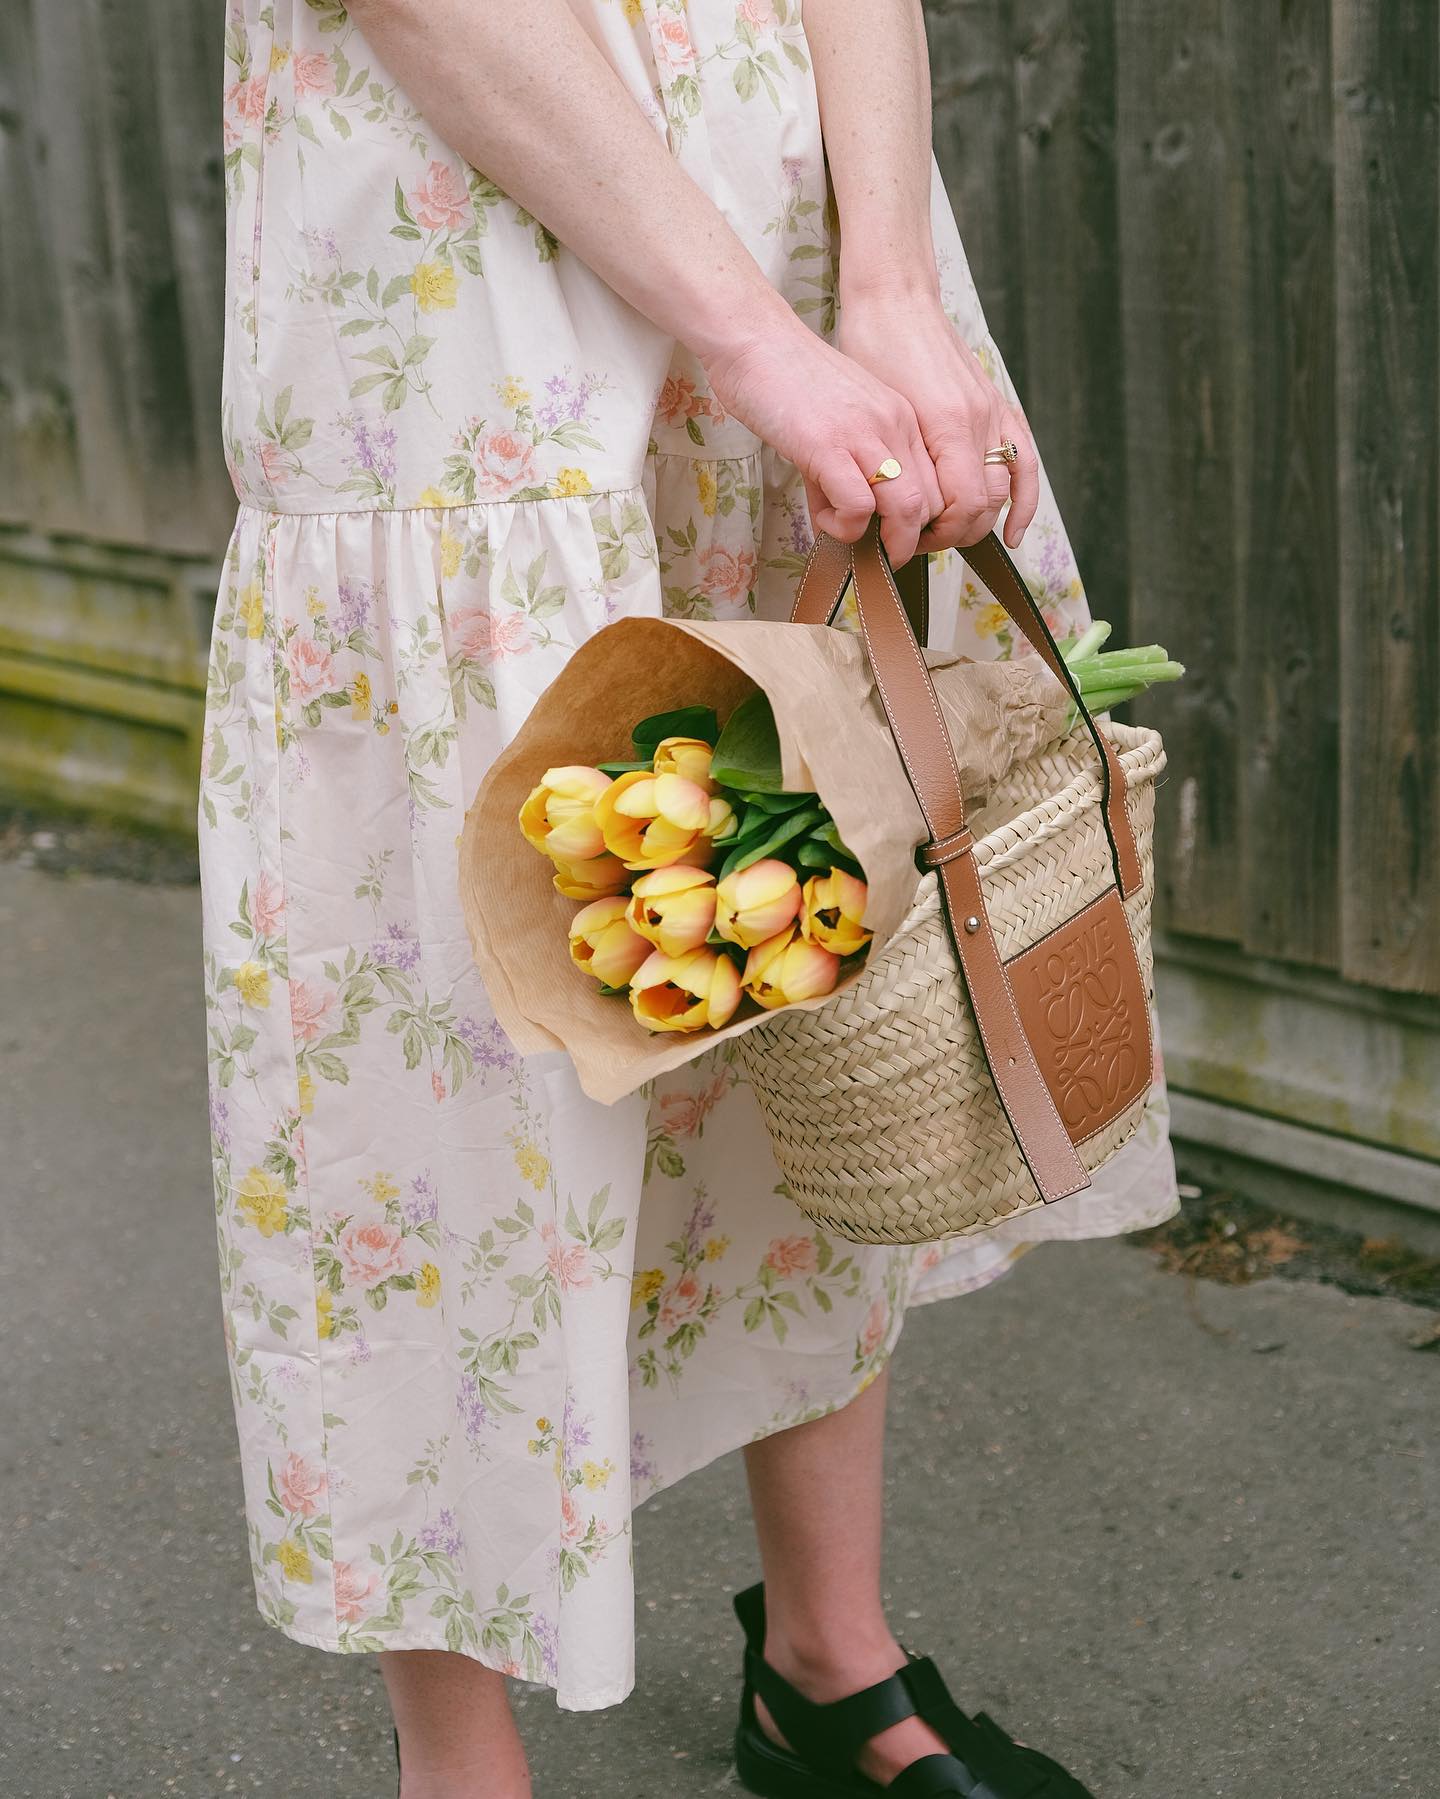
[0,858,1435,1798]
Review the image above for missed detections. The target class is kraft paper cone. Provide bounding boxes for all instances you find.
[459,616,1068,1104]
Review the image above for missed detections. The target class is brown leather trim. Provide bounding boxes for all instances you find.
[1006,888,1152,1145]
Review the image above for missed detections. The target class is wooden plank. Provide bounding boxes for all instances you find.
[1114,0,1243,942]
[27,1,147,541]
[143,0,234,549]
[1225,0,1341,969]
[0,2,81,531]
[85,0,205,551]
[1334,0,1440,994]
[1011,0,1130,639]
[922,0,1027,389]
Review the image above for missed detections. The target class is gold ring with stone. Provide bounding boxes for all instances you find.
[867,457,903,484]
[983,440,1019,467]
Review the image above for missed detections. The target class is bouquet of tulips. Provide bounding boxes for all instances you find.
[518,697,874,1036]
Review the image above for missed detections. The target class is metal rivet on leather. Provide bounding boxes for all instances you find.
[964,916,980,933]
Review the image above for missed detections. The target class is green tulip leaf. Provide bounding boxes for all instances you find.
[718,804,825,880]
[733,789,818,815]
[711,691,784,793]
[597,758,653,776]
[631,705,719,753]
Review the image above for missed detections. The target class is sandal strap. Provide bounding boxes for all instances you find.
[742,1643,922,1775]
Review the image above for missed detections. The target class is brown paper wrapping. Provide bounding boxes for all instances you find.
[459,617,1068,1103]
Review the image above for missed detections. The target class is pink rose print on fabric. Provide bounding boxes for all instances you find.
[288,977,337,1043]
[258,440,289,487]
[276,1451,328,1516]
[332,1558,381,1623]
[225,75,269,124]
[859,1297,888,1358]
[699,544,757,608]
[338,1219,409,1288]
[409,160,471,231]
[656,375,719,427]
[657,1072,728,1140]
[653,14,697,76]
[659,1271,703,1332]
[473,431,539,498]
[250,870,284,939]
[285,635,339,705]
[541,1223,592,1293]
[764,1235,817,1279]
[448,606,532,662]
[291,52,334,98]
[738,0,776,29]
[560,1489,584,1543]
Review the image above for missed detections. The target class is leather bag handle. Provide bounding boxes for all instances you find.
[787,521,1143,1204]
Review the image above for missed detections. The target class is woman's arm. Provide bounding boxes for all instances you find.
[344,0,941,561]
[803,0,1039,550]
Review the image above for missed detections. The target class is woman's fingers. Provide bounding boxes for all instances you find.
[1001,406,1039,549]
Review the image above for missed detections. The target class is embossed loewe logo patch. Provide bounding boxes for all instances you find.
[1007,892,1150,1141]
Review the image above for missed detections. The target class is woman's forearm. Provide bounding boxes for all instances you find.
[343,0,798,367]
[803,0,940,306]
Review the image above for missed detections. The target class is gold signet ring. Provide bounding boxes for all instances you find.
[983,440,1019,466]
[867,457,903,484]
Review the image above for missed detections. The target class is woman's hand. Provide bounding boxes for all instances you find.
[703,327,943,568]
[837,291,1039,553]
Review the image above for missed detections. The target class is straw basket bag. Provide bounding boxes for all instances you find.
[730,519,1166,1246]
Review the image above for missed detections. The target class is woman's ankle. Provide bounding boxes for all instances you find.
[761,1612,907,1698]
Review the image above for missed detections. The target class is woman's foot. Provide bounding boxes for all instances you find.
[757,1621,953,1786]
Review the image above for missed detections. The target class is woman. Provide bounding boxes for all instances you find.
[201,2,1178,1793]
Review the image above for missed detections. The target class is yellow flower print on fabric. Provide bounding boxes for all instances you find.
[297,1072,315,1117]
[696,464,718,518]
[237,583,265,640]
[416,1262,441,1308]
[439,530,462,579]
[237,1166,289,1237]
[276,1538,313,1583]
[305,585,325,618]
[416,486,451,508]
[974,601,1009,639]
[498,376,532,408]
[551,468,592,498]
[513,1141,549,1190]
[351,670,372,719]
[703,1235,730,1262]
[233,961,271,1009]
[411,262,458,313]
[360,1171,400,1206]
[580,1458,614,1490]
[315,1287,334,1340]
[631,1267,664,1308]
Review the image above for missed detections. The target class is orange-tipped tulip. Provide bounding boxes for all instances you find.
[652,736,715,787]
[627,865,717,956]
[714,858,803,949]
[630,946,743,1034]
[569,897,653,988]
[596,769,716,870]
[800,867,872,957]
[742,925,840,1010]
[519,765,612,863]
[550,853,630,901]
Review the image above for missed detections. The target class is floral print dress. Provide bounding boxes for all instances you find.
[202,0,1179,1710]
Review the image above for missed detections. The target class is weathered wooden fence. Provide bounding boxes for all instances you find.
[1,3,1437,1203]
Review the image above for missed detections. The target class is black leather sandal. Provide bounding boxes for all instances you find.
[733,1583,1096,1798]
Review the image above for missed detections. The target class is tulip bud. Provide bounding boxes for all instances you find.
[742,925,840,1010]
[714,858,803,949]
[800,867,872,957]
[652,736,715,788]
[627,865,717,956]
[630,946,743,1034]
[519,765,612,863]
[549,853,630,901]
[569,897,653,988]
[596,769,716,871]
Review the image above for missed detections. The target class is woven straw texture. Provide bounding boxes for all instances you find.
[732,722,1166,1245]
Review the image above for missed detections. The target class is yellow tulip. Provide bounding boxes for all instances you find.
[652,736,715,787]
[714,858,802,949]
[627,865,717,956]
[519,765,613,863]
[630,946,743,1033]
[800,867,872,957]
[596,769,715,871]
[550,852,631,901]
[742,925,840,1010]
[569,896,653,987]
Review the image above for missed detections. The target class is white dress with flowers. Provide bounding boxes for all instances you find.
[202,0,1179,1710]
